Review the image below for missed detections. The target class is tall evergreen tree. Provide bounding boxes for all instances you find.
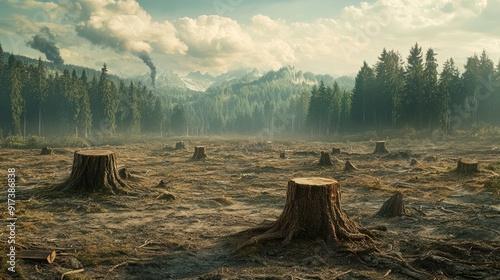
[477,50,495,123]
[8,55,24,136]
[461,54,481,126]
[438,58,461,132]
[423,48,439,129]
[403,43,425,127]
[33,57,47,136]
[351,61,375,127]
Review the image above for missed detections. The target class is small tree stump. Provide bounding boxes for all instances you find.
[410,158,419,166]
[40,147,54,155]
[192,146,207,160]
[236,177,373,250]
[377,192,407,217]
[119,168,130,179]
[374,141,388,154]
[332,147,341,155]
[456,158,479,173]
[319,151,333,166]
[279,152,286,159]
[175,141,186,150]
[54,150,128,195]
[344,160,358,172]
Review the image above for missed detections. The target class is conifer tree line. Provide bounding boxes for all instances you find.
[349,43,500,133]
[1,41,499,140]
[0,43,166,138]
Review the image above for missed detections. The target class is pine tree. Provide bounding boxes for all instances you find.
[0,44,9,136]
[438,58,461,132]
[423,48,439,129]
[8,55,24,136]
[98,64,119,134]
[403,43,425,127]
[351,61,375,127]
[461,54,481,126]
[477,50,495,123]
[34,57,47,136]
[79,70,92,137]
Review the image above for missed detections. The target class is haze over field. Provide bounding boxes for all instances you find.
[1,0,500,77]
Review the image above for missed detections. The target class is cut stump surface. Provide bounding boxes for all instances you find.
[236,177,373,250]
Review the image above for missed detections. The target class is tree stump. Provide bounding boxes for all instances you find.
[40,147,54,155]
[374,141,389,154]
[377,192,407,217]
[410,158,419,166]
[236,177,373,250]
[279,152,286,159]
[332,147,341,155]
[175,141,186,150]
[192,146,207,160]
[344,160,358,172]
[456,158,479,173]
[55,150,128,195]
[319,151,333,166]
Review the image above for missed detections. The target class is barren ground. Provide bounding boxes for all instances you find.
[1,136,499,279]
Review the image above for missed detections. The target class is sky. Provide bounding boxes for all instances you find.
[0,0,499,78]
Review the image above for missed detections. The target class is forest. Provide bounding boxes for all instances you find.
[1,42,499,144]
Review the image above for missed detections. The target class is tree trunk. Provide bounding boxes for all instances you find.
[319,151,333,166]
[192,146,207,160]
[456,158,479,173]
[236,177,373,250]
[374,141,388,154]
[55,150,128,195]
[377,192,406,217]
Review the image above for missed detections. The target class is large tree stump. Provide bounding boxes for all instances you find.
[236,177,373,250]
[377,192,407,217]
[374,141,389,154]
[192,146,207,160]
[456,158,479,173]
[319,151,333,166]
[55,150,128,195]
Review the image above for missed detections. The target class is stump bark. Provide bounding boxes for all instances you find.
[344,160,358,172]
[319,151,333,166]
[40,147,54,155]
[374,141,389,154]
[192,146,207,160]
[456,158,479,173]
[332,147,341,155]
[377,192,407,217]
[175,141,186,150]
[236,177,373,250]
[55,150,128,195]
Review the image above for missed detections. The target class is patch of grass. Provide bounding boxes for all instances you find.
[213,196,234,206]
[485,162,500,172]
[75,244,135,267]
[484,176,500,195]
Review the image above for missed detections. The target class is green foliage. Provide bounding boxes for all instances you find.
[24,135,48,148]
[57,136,90,148]
[3,135,25,148]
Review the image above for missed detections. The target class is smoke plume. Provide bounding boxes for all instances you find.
[135,51,157,87]
[27,27,64,65]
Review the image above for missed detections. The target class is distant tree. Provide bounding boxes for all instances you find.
[170,104,187,135]
[477,50,495,123]
[79,70,92,137]
[438,58,461,132]
[403,43,425,127]
[98,64,119,134]
[7,55,24,136]
[461,54,481,126]
[374,49,404,128]
[0,43,7,136]
[351,61,375,127]
[423,48,439,129]
[33,57,47,136]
